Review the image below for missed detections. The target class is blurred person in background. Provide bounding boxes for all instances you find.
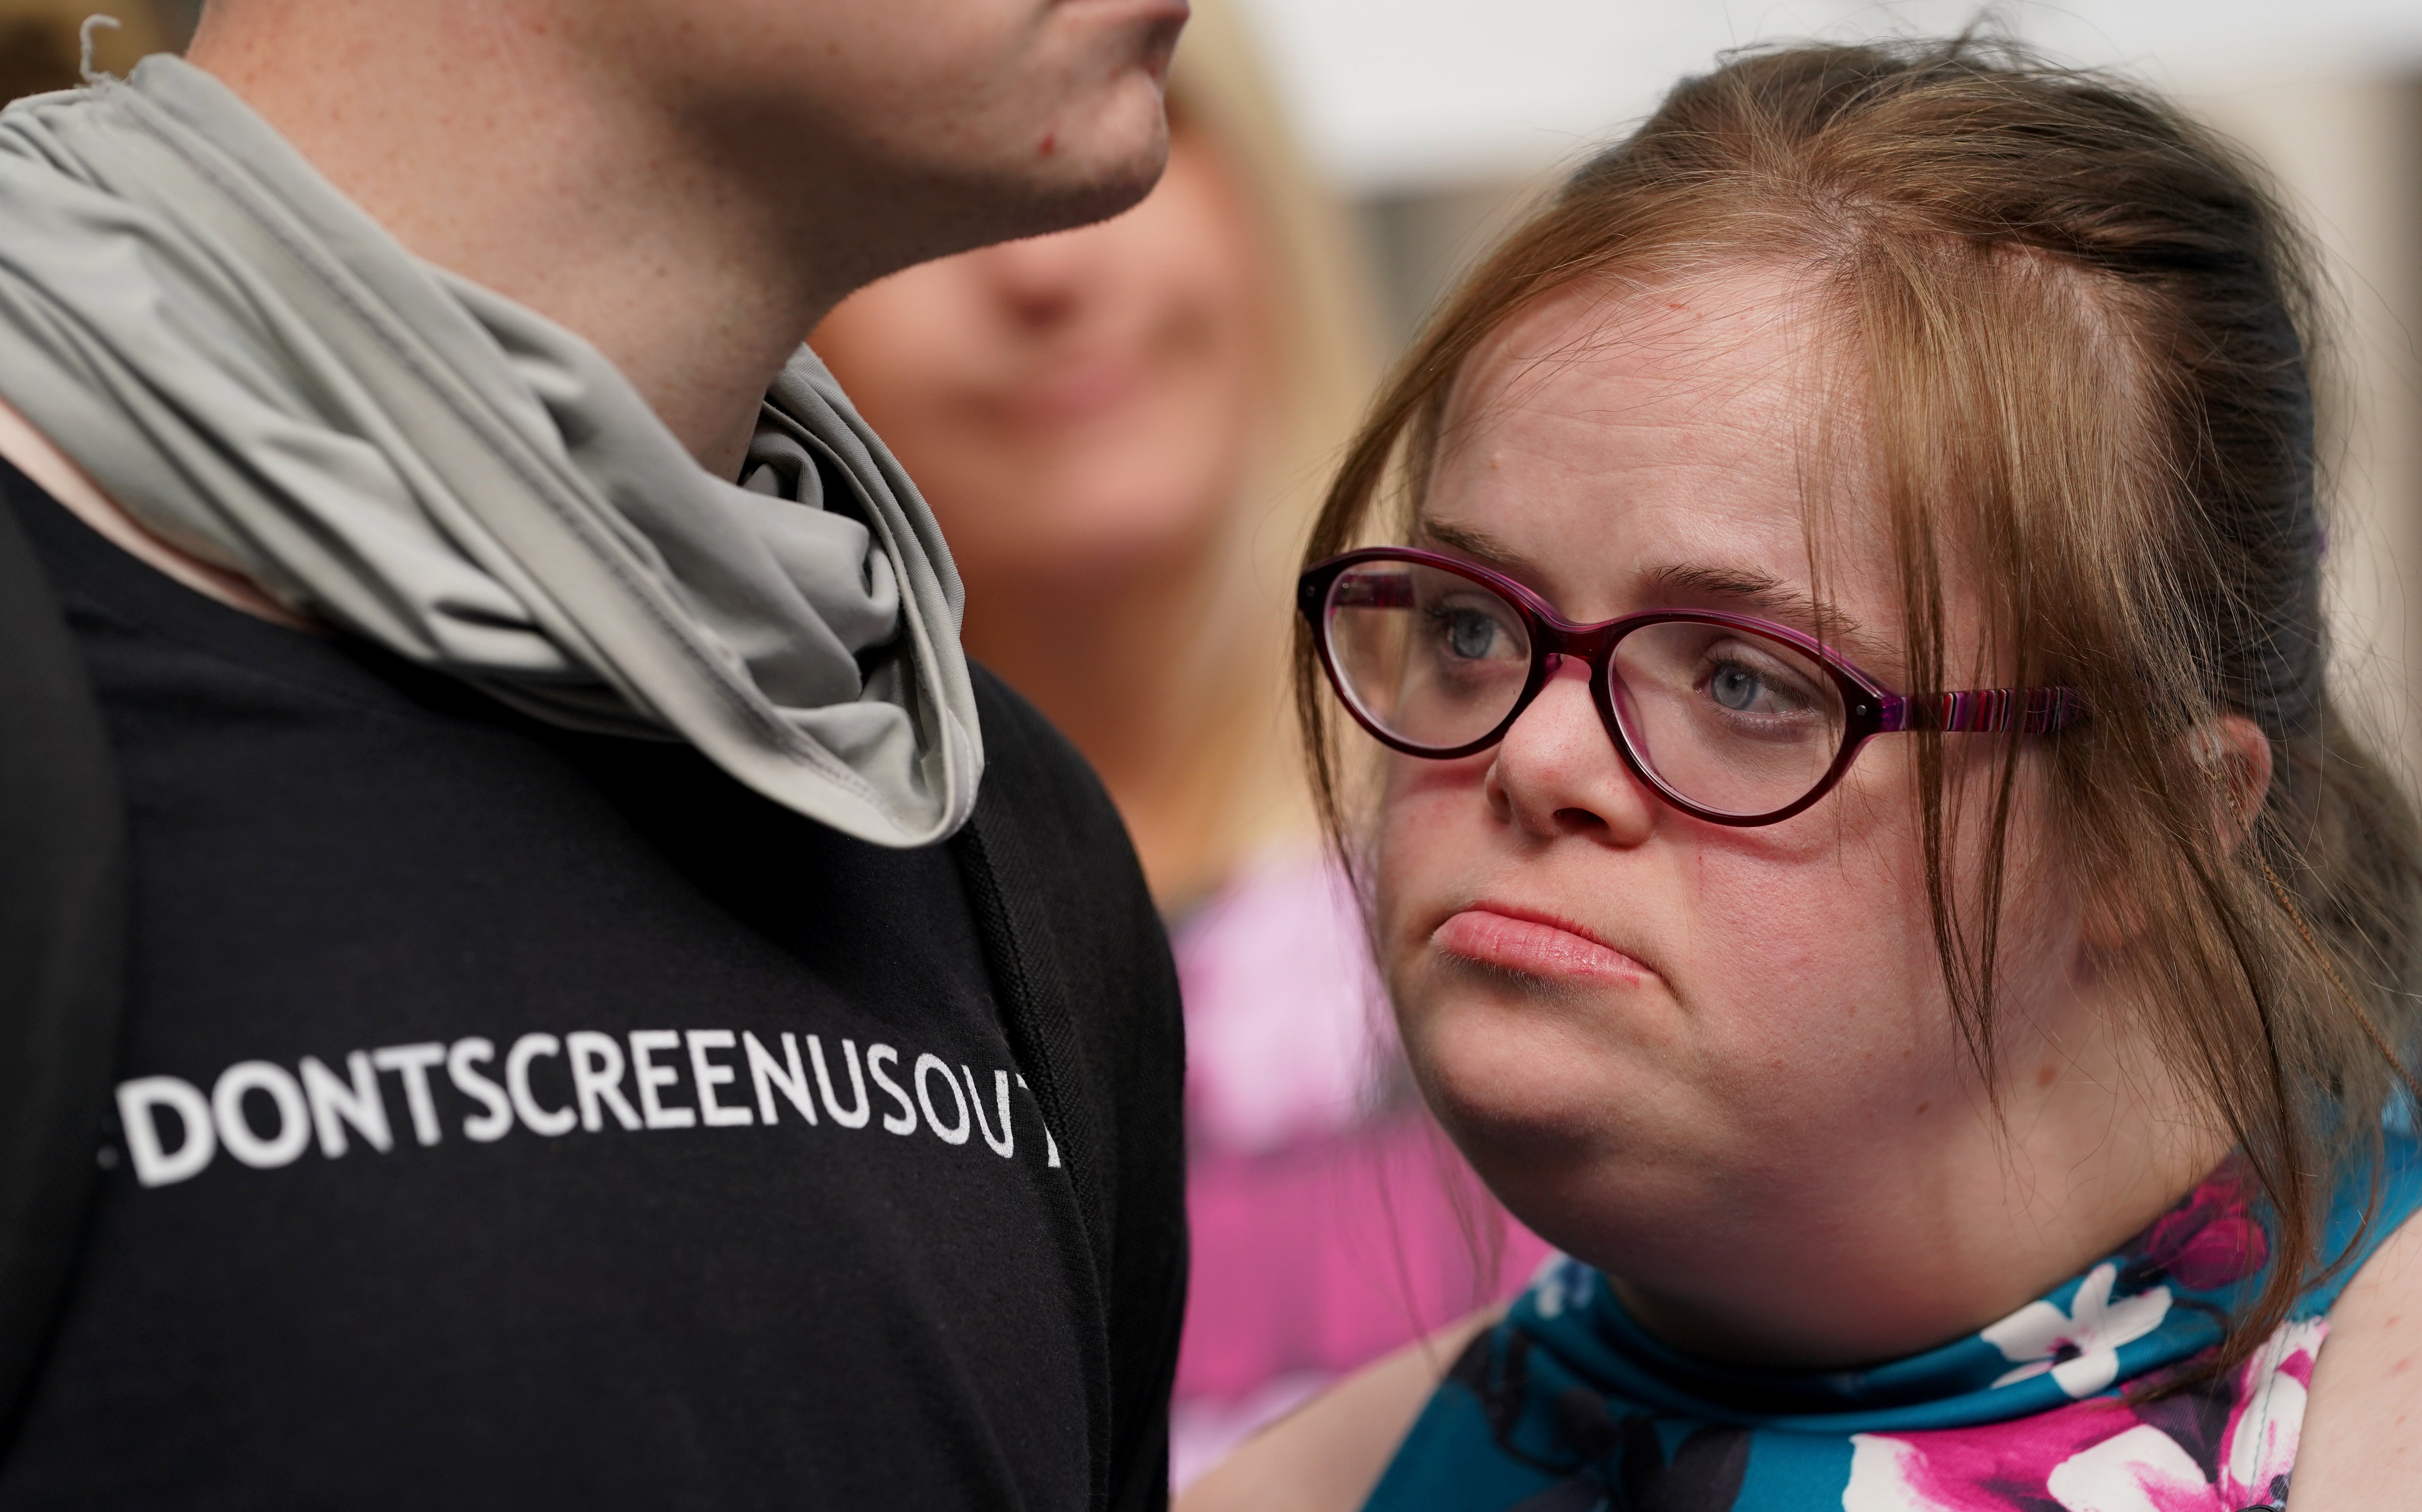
[812,0,1548,1486]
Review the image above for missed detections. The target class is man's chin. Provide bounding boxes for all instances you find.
[920,128,1169,261]
[1023,89,1174,233]
[1025,153,1166,237]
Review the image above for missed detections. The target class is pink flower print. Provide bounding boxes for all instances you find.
[1844,1316,2327,1512]
[2217,1317,2323,1500]
[1984,1263,2172,1399]
[2036,1317,2324,1509]
[1844,1402,2134,1510]
[2136,1166,2269,1291]
[2042,1423,2222,1511]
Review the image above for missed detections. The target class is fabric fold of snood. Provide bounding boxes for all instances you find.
[0,57,981,848]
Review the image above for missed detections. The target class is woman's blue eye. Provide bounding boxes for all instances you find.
[1443,613,1498,659]
[1710,664,1763,711]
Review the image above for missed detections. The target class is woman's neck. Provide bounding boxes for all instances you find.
[961,543,1301,907]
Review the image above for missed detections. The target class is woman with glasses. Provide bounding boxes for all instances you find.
[1185,37,2422,1512]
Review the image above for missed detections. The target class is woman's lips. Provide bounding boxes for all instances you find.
[1432,907,1652,985]
[985,354,1149,429]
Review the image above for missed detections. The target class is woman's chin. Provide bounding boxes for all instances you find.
[1411,1018,1666,1169]
[946,481,1231,591]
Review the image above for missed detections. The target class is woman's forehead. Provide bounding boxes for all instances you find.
[1423,268,1898,632]
[1437,267,1830,473]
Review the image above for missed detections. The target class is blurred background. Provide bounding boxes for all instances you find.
[0,0,185,100]
[8,0,2418,1488]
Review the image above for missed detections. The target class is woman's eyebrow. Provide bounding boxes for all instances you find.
[1412,519,1538,577]
[1646,562,1886,661]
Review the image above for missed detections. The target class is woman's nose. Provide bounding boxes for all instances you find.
[1483,656,1658,845]
[977,233,1101,328]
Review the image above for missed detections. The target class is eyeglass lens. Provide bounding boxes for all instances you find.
[1323,560,1849,819]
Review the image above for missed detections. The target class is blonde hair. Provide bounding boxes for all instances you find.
[1150,0,1382,890]
[1296,37,2422,1386]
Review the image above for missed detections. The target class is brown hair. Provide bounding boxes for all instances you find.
[1295,35,2422,1383]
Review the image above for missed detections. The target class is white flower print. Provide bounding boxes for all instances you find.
[2034,1317,2325,1511]
[2222,1316,2324,1497]
[1840,1313,2327,1512]
[1982,1262,2172,1399]
[1843,1434,1936,1511]
[1529,1254,1587,1319]
[2042,1423,2210,1512]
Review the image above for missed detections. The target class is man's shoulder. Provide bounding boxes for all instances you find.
[955,659,1177,1048]
[950,654,1180,1145]
[953,658,1175,1047]
[961,661,1143,886]
[952,659,1185,1512]
[964,661,1103,801]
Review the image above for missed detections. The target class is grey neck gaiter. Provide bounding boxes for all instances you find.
[0,57,981,848]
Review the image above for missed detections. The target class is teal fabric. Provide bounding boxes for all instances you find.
[1369,1129,2422,1511]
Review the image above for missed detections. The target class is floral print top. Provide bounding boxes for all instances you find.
[1366,1131,2422,1512]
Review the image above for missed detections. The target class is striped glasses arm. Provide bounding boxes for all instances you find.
[1878,687,2085,734]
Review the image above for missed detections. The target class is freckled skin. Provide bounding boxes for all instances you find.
[1374,268,2225,1369]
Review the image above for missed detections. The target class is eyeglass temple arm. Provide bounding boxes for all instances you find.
[1876,688,2086,734]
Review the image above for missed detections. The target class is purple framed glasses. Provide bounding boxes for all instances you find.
[1299,547,2085,827]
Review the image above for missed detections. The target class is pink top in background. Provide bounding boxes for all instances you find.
[1168,849,1550,1488]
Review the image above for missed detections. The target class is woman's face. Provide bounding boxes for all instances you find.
[1377,267,2120,1355]
[811,123,1269,591]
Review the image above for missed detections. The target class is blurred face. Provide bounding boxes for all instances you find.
[1376,268,2090,1302]
[812,124,1269,588]
[576,0,1189,256]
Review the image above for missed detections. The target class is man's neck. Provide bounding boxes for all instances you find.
[186,7,849,479]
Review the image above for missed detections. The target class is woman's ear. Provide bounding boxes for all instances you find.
[2198,713,2275,847]
[2083,714,2274,952]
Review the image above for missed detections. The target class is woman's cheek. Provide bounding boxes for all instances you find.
[1677,834,1958,1121]
[1371,748,1956,1152]
[1373,755,1488,936]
